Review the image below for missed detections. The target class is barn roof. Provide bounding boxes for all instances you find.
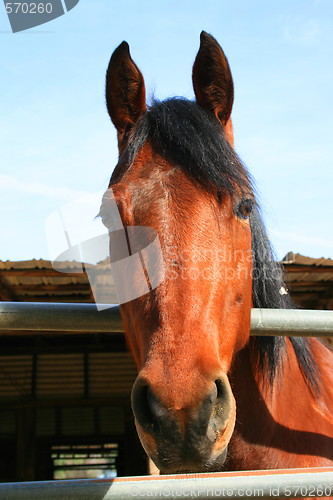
[0,259,93,303]
[282,252,333,309]
[0,254,332,306]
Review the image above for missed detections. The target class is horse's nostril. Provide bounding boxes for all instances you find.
[215,378,228,400]
[132,377,168,433]
[210,377,233,430]
[147,386,162,421]
[131,379,155,432]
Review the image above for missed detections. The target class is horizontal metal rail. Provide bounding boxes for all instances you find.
[0,302,332,336]
[0,467,332,499]
[250,308,333,337]
[0,302,124,333]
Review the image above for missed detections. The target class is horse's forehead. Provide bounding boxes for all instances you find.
[111,141,241,233]
[116,147,197,200]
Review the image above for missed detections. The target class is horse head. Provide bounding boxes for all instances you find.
[104,32,256,473]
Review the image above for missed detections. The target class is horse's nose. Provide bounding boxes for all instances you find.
[131,374,234,458]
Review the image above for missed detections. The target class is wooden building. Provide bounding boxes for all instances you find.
[0,254,332,482]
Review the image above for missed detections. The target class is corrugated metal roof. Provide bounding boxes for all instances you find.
[281,252,333,310]
[0,258,118,303]
[0,259,92,302]
[282,252,333,281]
[282,252,333,266]
[0,254,332,307]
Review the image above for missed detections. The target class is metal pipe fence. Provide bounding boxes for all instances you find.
[0,467,332,499]
[0,302,333,336]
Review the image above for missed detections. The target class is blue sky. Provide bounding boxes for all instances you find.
[0,0,332,262]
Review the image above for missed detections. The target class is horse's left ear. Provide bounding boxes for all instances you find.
[106,41,146,146]
[192,31,234,144]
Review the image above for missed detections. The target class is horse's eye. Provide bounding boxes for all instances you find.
[236,198,254,220]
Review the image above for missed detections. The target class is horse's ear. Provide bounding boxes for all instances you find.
[106,41,146,144]
[192,31,234,143]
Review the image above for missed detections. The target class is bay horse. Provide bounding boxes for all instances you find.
[101,32,333,474]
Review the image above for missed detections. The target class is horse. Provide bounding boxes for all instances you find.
[101,31,333,475]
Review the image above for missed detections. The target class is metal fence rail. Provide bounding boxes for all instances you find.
[0,302,333,336]
[0,467,332,499]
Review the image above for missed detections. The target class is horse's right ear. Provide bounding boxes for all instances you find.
[192,32,234,144]
[106,41,146,145]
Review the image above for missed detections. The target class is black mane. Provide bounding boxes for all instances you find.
[112,98,318,390]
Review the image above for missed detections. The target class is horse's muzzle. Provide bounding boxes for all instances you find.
[131,373,236,473]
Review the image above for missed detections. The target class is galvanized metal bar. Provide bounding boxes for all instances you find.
[250,308,333,337]
[0,467,332,499]
[0,302,123,333]
[0,302,332,336]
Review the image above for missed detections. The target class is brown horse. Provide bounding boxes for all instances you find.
[101,32,333,474]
